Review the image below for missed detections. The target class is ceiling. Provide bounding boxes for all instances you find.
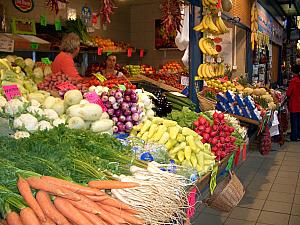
[259,0,300,18]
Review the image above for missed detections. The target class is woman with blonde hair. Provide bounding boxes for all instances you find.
[51,32,81,78]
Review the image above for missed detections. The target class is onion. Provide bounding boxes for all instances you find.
[101,95,109,102]
[123,109,131,116]
[109,96,116,104]
[105,101,112,108]
[112,102,119,110]
[124,89,132,96]
[117,97,124,103]
[130,106,138,113]
[119,115,126,123]
[117,123,125,132]
[107,108,115,116]
[124,95,131,102]
[101,91,108,97]
[126,116,132,122]
[113,126,118,133]
[133,121,139,126]
[110,90,116,96]
[121,102,130,111]
[130,94,138,103]
[112,116,119,124]
[114,109,122,117]
[132,113,140,122]
[115,91,123,99]
[125,121,133,131]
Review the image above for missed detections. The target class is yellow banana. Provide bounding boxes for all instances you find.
[201,63,207,78]
[198,64,204,76]
[199,38,207,54]
[207,15,220,33]
[202,15,209,30]
[193,22,204,31]
[217,16,229,33]
[207,0,218,5]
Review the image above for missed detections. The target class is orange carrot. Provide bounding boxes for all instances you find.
[41,218,55,225]
[125,208,139,215]
[100,195,133,210]
[85,195,109,202]
[94,204,126,225]
[99,204,144,225]
[36,191,71,225]
[41,176,105,196]
[20,207,41,225]
[6,212,23,225]
[80,211,106,225]
[68,194,102,215]
[53,197,93,225]
[26,177,81,201]
[88,180,139,190]
[17,176,46,222]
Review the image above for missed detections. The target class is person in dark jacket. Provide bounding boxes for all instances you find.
[286,64,300,141]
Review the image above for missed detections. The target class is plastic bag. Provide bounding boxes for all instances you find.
[182,47,189,67]
[175,5,189,51]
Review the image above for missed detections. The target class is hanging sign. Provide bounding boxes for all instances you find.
[234,147,241,166]
[187,187,197,218]
[12,0,34,13]
[139,49,144,58]
[97,47,102,56]
[84,92,107,112]
[226,153,235,171]
[242,143,247,161]
[210,165,218,194]
[3,85,21,101]
[55,19,62,31]
[40,16,47,26]
[127,48,132,57]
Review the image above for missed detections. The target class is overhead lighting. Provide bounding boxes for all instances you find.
[280,3,297,15]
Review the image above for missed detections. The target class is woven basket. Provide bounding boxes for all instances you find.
[206,172,245,212]
[197,93,216,111]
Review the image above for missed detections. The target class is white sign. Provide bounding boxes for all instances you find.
[0,36,14,52]
[181,76,189,86]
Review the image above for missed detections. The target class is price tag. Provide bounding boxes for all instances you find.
[187,187,197,218]
[55,19,62,31]
[242,143,247,161]
[40,15,47,26]
[127,48,132,57]
[139,49,144,58]
[56,82,77,91]
[118,85,126,91]
[210,165,218,195]
[181,76,189,86]
[217,57,222,63]
[97,47,102,56]
[3,85,21,101]
[217,0,222,9]
[234,148,241,166]
[206,56,212,63]
[226,153,235,171]
[41,58,51,65]
[84,92,107,112]
[31,42,39,49]
[93,73,106,82]
[218,11,222,17]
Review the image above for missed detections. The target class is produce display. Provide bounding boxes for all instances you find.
[124,65,141,76]
[89,36,130,51]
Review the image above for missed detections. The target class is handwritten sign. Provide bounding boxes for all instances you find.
[31,42,39,49]
[40,15,47,26]
[97,47,102,56]
[210,165,218,194]
[127,48,132,57]
[56,82,77,91]
[41,58,51,65]
[3,85,21,101]
[55,19,62,31]
[181,76,189,86]
[187,187,197,218]
[0,36,14,52]
[84,92,107,112]
[139,49,144,58]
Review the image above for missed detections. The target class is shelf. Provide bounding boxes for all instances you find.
[230,114,260,126]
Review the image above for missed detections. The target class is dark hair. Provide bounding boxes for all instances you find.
[105,54,117,60]
[291,64,300,75]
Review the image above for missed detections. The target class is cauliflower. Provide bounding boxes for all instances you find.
[30,99,41,107]
[0,96,7,108]
[43,109,59,120]
[38,120,53,131]
[80,99,90,105]
[27,106,44,116]
[13,114,38,132]
[53,118,66,127]
[5,99,25,116]
[13,131,30,139]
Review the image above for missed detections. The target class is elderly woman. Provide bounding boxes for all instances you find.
[51,33,81,78]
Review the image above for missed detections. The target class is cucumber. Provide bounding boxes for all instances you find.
[165,92,195,107]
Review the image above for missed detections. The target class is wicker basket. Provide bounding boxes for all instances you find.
[197,93,216,111]
[206,172,245,212]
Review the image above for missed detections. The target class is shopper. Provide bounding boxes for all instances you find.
[51,33,81,78]
[286,64,300,141]
[101,54,124,79]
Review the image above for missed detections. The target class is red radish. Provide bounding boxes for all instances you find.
[203,133,210,141]
[210,131,217,137]
[220,137,225,144]
[198,117,207,125]
[217,113,225,120]
[211,137,218,145]
[205,127,212,134]
[198,125,205,131]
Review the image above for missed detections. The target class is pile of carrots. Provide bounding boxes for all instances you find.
[5,176,144,225]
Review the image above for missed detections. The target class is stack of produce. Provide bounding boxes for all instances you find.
[101,77,136,90]
[166,106,200,129]
[196,63,225,80]
[164,92,196,111]
[159,61,184,74]
[194,111,237,160]
[130,117,216,175]
[89,36,130,51]
[123,65,141,76]
[206,78,243,92]
[140,64,156,76]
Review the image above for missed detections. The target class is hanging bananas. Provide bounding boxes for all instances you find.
[194,15,229,34]
[196,63,225,80]
[202,0,219,9]
[199,38,219,56]
[250,1,259,50]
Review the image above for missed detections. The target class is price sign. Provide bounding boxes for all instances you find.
[210,165,218,194]
[217,57,222,63]
[242,143,247,161]
[127,48,132,57]
[31,42,39,49]
[84,92,107,112]
[181,76,189,86]
[0,36,14,52]
[118,85,126,91]
[234,148,241,166]
[56,82,77,91]
[226,153,235,171]
[41,58,51,65]
[217,0,222,10]
[187,187,197,218]
[3,85,21,101]
[40,15,47,26]
[97,47,102,56]
[55,19,62,31]
[139,49,144,58]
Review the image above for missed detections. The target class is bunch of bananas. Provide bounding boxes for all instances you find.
[196,63,225,80]
[194,15,229,34]
[202,0,219,8]
[199,38,219,56]
[251,2,259,50]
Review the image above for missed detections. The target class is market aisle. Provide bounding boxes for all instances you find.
[192,142,300,225]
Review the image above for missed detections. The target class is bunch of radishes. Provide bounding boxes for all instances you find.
[194,112,236,160]
[101,89,143,133]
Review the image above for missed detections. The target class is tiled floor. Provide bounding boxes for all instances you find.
[192,142,300,225]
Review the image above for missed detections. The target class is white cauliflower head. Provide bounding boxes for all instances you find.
[13,131,30,139]
[38,120,53,131]
[13,113,38,132]
[43,109,59,120]
[5,99,25,116]
[53,118,66,127]
[30,99,41,107]
[27,106,44,117]
[0,96,7,108]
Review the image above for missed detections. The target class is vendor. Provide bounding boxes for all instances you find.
[51,33,81,78]
[101,54,124,79]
